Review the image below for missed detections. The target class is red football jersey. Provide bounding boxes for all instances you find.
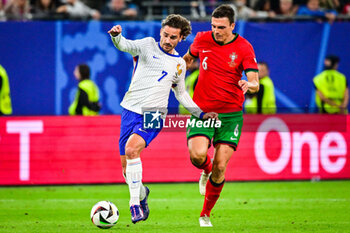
[189,31,258,113]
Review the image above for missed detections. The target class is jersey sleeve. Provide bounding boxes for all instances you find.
[111,34,153,57]
[188,32,202,58]
[172,60,203,118]
[242,43,258,73]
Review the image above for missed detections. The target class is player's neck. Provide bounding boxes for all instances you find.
[223,33,235,44]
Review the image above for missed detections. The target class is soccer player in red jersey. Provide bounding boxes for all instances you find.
[183,4,259,227]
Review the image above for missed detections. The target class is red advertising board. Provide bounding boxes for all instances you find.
[0,115,349,185]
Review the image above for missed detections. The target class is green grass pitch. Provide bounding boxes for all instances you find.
[0,181,349,232]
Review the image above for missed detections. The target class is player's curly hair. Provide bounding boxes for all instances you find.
[212,4,236,24]
[161,14,192,40]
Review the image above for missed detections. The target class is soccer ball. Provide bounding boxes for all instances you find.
[90,201,119,229]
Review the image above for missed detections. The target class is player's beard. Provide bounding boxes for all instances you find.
[162,43,174,53]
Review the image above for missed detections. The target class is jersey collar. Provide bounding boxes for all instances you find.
[211,32,239,46]
[158,42,180,57]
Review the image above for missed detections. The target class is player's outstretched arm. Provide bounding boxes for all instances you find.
[173,75,218,120]
[239,71,259,94]
[172,73,204,118]
[108,25,145,56]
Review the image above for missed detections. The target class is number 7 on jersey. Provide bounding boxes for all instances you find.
[158,70,168,82]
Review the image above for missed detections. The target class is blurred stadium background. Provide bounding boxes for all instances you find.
[0,0,349,232]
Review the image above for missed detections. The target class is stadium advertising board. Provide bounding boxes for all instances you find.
[1,22,350,116]
[0,115,349,185]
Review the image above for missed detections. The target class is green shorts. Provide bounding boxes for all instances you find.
[186,111,243,150]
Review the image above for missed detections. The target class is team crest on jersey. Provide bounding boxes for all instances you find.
[175,63,182,78]
[228,52,237,67]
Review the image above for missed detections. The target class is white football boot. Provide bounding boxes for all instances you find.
[199,215,213,227]
[199,171,211,196]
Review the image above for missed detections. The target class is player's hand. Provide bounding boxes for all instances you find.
[202,112,219,120]
[238,80,249,94]
[108,25,122,37]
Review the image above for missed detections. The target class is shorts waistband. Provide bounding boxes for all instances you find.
[218,111,243,117]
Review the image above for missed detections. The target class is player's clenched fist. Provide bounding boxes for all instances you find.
[108,25,122,37]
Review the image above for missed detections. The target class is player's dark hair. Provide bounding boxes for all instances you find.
[325,55,340,69]
[78,64,90,80]
[212,4,235,24]
[161,14,192,40]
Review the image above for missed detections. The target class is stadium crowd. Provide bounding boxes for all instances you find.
[0,0,349,21]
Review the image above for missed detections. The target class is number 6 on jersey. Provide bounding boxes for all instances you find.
[202,57,208,70]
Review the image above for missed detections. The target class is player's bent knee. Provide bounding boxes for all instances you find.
[189,147,207,159]
[190,156,204,167]
[189,151,207,166]
[125,146,140,159]
[213,163,227,175]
